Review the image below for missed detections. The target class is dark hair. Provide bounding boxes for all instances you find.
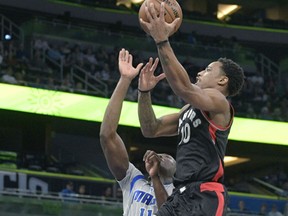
[218,57,245,97]
[67,181,73,186]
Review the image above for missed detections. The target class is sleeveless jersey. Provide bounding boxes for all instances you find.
[118,163,174,216]
[174,105,234,187]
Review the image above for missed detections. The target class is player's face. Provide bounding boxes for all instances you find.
[195,61,225,89]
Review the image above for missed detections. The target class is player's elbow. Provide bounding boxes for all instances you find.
[99,133,108,146]
[141,127,157,138]
[174,85,201,105]
[173,85,190,98]
[99,127,114,143]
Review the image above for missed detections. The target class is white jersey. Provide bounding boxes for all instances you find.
[118,163,174,216]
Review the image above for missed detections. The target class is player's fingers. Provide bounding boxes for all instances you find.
[141,61,149,73]
[171,17,181,30]
[150,57,159,72]
[144,150,155,162]
[156,73,166,82]
[128,54,132,64]
[146,151,158,161]
[124,50,129,62]
[143,150,151,161]
[148,57,153,67]
[139,18,149,28]
[159,2,165,21]
[118,48,124,61]
[149,3,157,20]
[144,4,154,22]
[136,63,144,72]
[149,3,158,19]
[147,154,161,164]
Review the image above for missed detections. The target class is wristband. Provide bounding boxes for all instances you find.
[156,40,169,46]
[138,88,151,93]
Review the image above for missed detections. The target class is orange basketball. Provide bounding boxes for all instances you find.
[138,0,183,36]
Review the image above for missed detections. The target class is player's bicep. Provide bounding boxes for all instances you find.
[100,134,129,181]
[153,113,179,137]
[154,106,188,137]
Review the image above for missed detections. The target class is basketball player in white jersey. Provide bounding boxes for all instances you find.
[99,48,176,216]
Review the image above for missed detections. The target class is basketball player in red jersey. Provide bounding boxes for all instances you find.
[138,2,245,216]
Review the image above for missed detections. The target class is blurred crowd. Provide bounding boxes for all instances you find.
[0,34,287,122]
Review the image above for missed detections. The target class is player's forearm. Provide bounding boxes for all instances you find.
[100,77,131,135]
[151,175,169,209]
[138,92,159,137]
[157,42,193,96]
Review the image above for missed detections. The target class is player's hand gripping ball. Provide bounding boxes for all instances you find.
[138,0,183,36]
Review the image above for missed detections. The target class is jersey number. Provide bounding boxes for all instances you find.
[140,208,152,216]
[179,122,191,144]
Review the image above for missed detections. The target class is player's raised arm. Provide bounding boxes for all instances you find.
[99,49,143,180]
[140,2,234,114]
[143,150,175,209]
[137,57,180,138]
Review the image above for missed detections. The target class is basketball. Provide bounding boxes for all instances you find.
[138,0,183,36]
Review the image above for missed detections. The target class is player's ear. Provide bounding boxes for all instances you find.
[218,76,228,86]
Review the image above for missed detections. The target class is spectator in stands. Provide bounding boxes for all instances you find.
[1,66,18,84]
[96,46,109,67]
[116,187,123,202]
[47,44,64,62]
[74,81,87,94]
[60,41,71,57]
[30,49,49,72]
[76,184,86,204]
[78,185,86,195]
[33,37,50,51]
[83,46,98,66]
[59,73,74,92]
[99,48,176,215]
[236,200,250,213]
[101,186,113,201]
[100,63,110,81]
[14,70,27,86]
[259,106,273,120]
[268,204,284,216]
[259,203,268,216]
[45,76,57,90]
[59,181,77,200]
[87,64,98,77]
[246,103,258,118]
[70,44,84,67]
[272,107,284,122]
[15,43,30,66]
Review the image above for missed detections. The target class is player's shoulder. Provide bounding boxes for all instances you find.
[204,88,229,105]
[203,88,225,97]
[180,104,190,113]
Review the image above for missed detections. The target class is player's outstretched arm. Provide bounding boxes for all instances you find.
[100,49,143,181]
[143,150,168,209]
[141,3,229,113]
[138,58,179,138]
